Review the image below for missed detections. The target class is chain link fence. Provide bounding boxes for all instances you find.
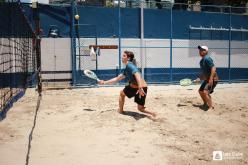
[58,1,248,85]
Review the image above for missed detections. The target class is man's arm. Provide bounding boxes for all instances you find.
[133,72,146,97]
[133,72,143,88]
[99,74,125,85]
[210,67,216,80]
[208,66,216,85]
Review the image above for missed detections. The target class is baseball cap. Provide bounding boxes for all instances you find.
[198,45,208,51]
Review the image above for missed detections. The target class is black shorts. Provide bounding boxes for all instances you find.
[123,85,147,106]
[199,80,218,94]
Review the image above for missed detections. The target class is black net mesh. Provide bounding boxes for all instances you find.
[0,2,37,115]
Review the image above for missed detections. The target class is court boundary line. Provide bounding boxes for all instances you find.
[25,95,42,165]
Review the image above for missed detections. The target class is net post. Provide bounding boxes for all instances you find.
[33,1,42,96]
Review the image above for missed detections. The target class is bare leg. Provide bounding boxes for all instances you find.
[199,90,207,105]
[204,91,213,109]
[137,105,156,118]
[119,90,126,113]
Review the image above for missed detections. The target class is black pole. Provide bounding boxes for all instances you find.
[33,2,42,96]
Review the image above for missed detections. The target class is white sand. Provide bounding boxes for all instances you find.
[0,83,248,165]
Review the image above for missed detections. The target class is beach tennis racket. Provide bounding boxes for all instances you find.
[83,69,100,82]
[180,78,192,86]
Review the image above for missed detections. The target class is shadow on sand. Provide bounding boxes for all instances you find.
[192,104,209,111]
[83,108,96,111]
[121,111,152,121]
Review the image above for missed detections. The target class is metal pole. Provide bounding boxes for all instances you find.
[170,5,173,83]
[140,0,144,78]
[53,37,56,87]
[70,0,76,86]
[33,2,42,96]
[228,6,231,83]
[95,27,98,73]
[118,0,121,74]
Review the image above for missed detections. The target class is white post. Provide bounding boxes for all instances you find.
[140,0,145,78]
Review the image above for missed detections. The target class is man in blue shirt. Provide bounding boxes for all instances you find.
[195,45,219,110]
[99,51,156,119]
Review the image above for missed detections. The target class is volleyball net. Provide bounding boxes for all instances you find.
[0,2,39,117]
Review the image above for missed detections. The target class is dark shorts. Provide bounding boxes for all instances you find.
[123,85,147,106]
[199,80,218,94]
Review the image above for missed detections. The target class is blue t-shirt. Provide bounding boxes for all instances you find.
[200,55,214,79]
[122,61,139,84]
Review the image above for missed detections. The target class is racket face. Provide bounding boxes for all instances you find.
[180,78,192,86]
[84,69,98,80]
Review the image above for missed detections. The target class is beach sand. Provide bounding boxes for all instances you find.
[0,83,248,165]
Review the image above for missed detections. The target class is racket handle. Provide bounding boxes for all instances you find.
[96,78,100,82]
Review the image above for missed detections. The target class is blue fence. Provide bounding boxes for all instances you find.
[20,2,248,85]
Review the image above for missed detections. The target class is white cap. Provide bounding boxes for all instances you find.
[198,45,208,52]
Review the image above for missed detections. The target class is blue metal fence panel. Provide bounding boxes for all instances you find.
[35,3,248,85]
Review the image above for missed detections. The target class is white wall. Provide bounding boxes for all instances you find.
[40,38,248,80]
[41,38,71,80]
[20,0,49,4]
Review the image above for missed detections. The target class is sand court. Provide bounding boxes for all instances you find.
[0,83,248,165]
